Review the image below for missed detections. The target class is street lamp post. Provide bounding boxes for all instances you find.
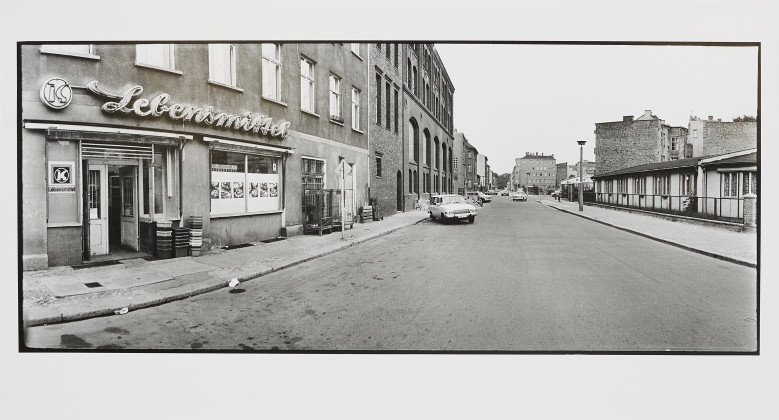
[526,172,530,193]
[577,140,586,211]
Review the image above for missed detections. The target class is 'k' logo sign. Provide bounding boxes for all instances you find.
[53,167,70,184]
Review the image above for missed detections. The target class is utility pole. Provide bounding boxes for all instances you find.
[577,140,587,211]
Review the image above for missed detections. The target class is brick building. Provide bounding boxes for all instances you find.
[402,44,455,209]
[513,152,557,193]
[368,43,404,216]
[687,115,757,157]
[21,42,370,269]
[463,138,478,192]
[594,110,688,175]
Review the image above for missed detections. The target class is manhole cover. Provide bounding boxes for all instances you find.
[84,282,103,288]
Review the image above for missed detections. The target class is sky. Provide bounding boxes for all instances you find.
[435,43,758,174]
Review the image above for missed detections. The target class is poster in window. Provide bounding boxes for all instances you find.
[268,182,278,197]
[250,182,258,198]
[221,182,232,199]
[211,182,220,199]
[260,182,268,197]
[233,182,244,198]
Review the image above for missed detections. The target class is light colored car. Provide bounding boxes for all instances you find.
[512,190,528,201]
[500,190,509,196]
[429,194,477,223]
[477,192,492,202]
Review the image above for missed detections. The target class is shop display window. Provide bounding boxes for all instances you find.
[211,150,281,216]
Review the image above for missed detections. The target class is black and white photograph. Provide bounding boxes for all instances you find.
[5,1,778,419]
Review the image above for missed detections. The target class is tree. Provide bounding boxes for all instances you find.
[495,173,511,189]
[733,115,756,122]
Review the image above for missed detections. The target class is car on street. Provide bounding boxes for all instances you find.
[512,190,528,201]
[500,190,509,196]
[465,191,491,203]
[478,192,492,202]
[429,194,477,223]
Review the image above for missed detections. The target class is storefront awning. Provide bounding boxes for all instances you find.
[23,122,193,140]
[203,137,295,154]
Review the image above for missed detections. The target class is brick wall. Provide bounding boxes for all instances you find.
[369,44,404,217]
[595,119,662,174]
[702,121,757,156]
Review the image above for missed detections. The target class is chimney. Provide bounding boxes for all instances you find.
[708,116,713,121]
[623,115,634,122]
[643,110,653,118]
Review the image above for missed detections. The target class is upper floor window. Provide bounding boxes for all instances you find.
[208,44,237,87]
[40,44,99,59]
[329,74,342,121]
[262,43,282,101]
[351,88,361,131]
[350,43,361,58]
[671,137,679,151]
[693,129,698,138]
[300,57,316,113]
[136,44,175,69]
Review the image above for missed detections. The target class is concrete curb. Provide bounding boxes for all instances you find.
[546,204,757,269]
[25,216,429,327]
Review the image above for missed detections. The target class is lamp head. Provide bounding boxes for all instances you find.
[577,140,587,146]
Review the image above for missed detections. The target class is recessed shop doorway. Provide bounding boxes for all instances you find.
[85,162,139,259]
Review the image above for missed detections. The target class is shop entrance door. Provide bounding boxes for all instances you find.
[119,166,138,251]
[87,164,109,256]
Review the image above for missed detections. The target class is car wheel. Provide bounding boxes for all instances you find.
[468,216,475,224]
[429,212,435,220]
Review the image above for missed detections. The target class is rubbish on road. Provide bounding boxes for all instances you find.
[114,307,129,315]
[228,278,240,288]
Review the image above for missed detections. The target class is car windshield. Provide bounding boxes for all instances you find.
[437,196,465,204]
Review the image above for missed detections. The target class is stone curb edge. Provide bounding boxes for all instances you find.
[546,204,757,269]
[25,217,428,327]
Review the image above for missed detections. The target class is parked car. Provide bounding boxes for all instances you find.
[500,190,509,196]
[478,192,492,202]
[429,194,477,223]
[512,190,528,201]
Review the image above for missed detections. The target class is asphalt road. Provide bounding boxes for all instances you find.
[25,195,757,351]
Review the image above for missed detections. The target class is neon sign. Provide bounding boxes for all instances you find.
[84,81,290,138]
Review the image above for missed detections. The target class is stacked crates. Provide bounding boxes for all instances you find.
[189,215,203,256]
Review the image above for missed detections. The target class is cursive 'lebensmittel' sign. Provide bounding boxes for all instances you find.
[84,81,291,138]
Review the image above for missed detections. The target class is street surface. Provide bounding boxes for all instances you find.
[26,196,757,351]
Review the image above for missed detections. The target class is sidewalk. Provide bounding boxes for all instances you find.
[539,198,757,268]
[22,210,430,327]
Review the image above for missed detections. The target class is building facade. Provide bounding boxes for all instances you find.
[513,152,557,193]
[368,43,404,216]
[687,115,757,158]
[594,110,687,175]
[463,139,478,193]
[401,44,455,209]
[22,42,370,269]
[593,149,757,221]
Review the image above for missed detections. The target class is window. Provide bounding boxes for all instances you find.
[409,120,419,162]
[671,137,680,151]
[634,178,646,195]
[302,158,325,190]
[351,88,361,131]
[655,174,670,195]
[409,169,413,193]
[329,74,342,121]
[742,172,757,195]
[424,131,431,166]
[143,147,177,217]
[681,174,694,196]
[693,129,698,138]
[376,73,382,126]
[385,80,391,130]
[208,44,236,86]
[300,57,316,113]
[385,43,391,61]
[350,43,361,57]
[262,43,282,101]
[211,150,281,215]
[394,44,399,68]
[376,155,383,177]
[136,44,175,69]
[41,44,98,58]
[393,88,399,134]
[453,157,458,169]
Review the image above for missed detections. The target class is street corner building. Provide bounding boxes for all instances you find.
[21,43,371,270]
